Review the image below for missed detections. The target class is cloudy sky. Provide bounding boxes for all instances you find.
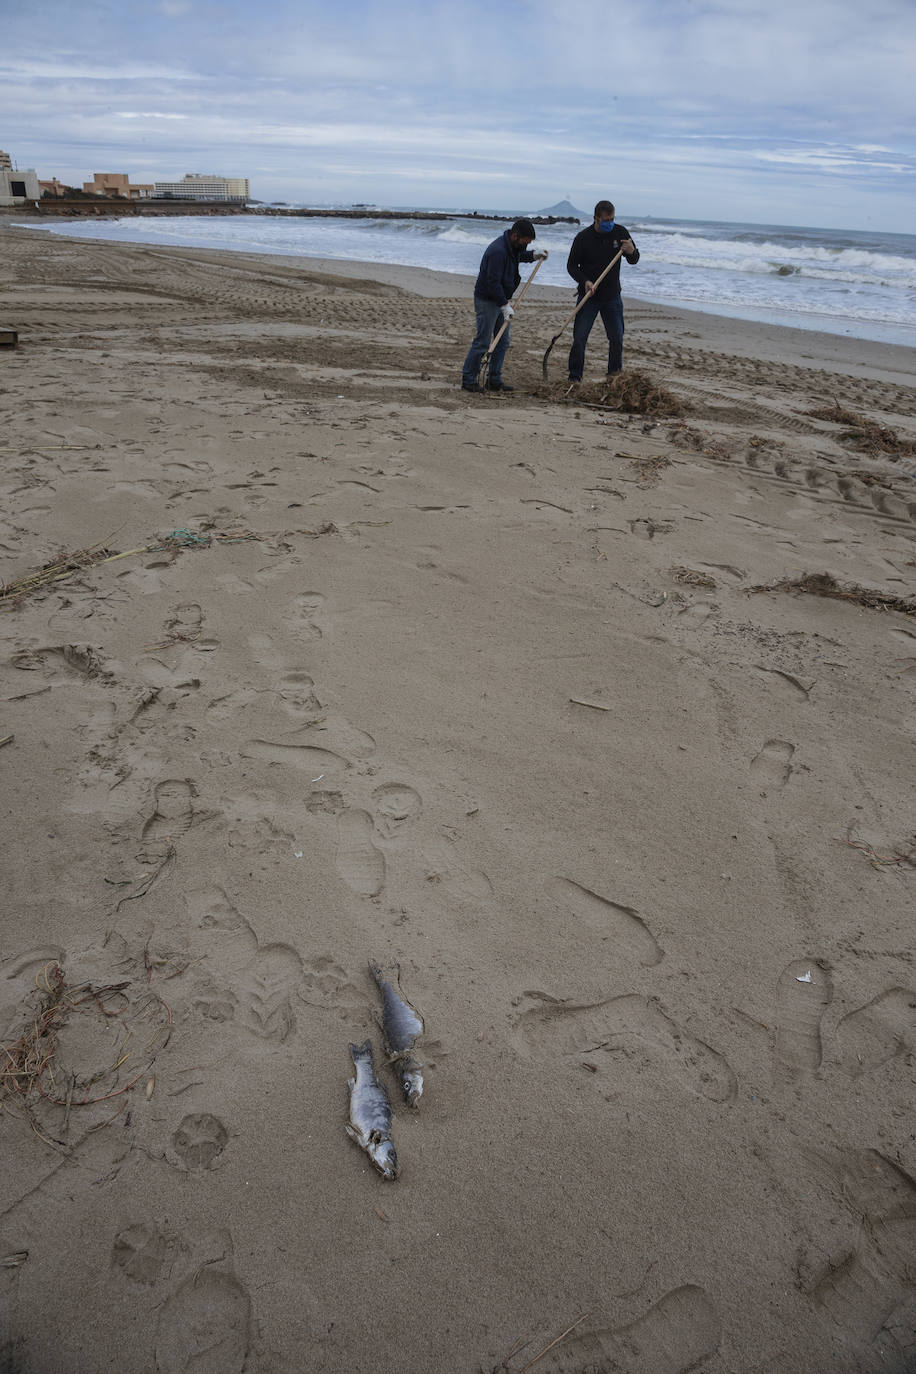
[3,0,915,231]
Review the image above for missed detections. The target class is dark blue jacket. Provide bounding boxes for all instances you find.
[474,230,536,308]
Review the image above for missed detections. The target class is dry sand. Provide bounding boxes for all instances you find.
[1,221,915,1374]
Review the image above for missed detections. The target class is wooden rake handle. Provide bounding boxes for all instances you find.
[482,255,545,363]
[541,247,625,379]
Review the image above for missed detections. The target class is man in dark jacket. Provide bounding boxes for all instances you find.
[461,219,547,393]
[566,200,639,383]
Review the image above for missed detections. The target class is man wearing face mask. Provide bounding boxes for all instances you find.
[566,200,639,384]
[461,219,548,393]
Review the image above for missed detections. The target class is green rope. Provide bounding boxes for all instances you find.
[161,528,212,547]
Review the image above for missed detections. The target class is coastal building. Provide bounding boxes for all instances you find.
[82,172,154,199]
[38,178,69,197]
[153,173,249,203]
[0,156,40,207]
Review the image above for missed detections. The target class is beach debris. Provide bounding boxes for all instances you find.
[807,402,916,458]
[748,571,915,619]
[670,566,718,588]
[492,1313,591,1374]
[540,372,685,415]
[622,452,673,487]
[0,963,173,1144]
[842,829,916,869]
[796,971,813,984]
[601,370,686,416]
[369,960,425,1108]
[346,1039,398,1180]
[0,528,263,608]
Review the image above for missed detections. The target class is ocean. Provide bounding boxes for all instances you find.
[18,209,916,349]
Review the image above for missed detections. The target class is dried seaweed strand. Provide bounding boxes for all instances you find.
[0,963,173,1114]
[749,571,915,618]
[1,529,264,606]
[517,1315,591,1374]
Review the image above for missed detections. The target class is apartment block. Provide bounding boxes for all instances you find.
[83,172,155,199]
[154,173,249,202]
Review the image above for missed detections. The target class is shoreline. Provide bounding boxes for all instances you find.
[3,219,914,384]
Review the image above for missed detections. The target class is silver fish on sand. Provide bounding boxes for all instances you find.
[346,1039,398,1180]
[368,960,425,1108]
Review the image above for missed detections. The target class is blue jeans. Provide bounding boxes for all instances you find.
[462,295,509,385]
[568,291,624,379]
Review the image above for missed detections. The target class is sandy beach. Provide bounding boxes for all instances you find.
[1,220,915,1374]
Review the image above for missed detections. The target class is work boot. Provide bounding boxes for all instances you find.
[487,380,514,392]
[461,380,484,393]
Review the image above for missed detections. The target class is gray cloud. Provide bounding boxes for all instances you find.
[2,0,914,229]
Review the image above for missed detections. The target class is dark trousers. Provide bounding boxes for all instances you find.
[568,291,624,380]
[462,296,510,385]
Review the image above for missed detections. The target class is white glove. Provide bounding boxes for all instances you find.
[534,249,548,260]
[501,304,514,321]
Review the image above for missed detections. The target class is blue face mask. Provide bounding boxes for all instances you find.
[598,219,615,233]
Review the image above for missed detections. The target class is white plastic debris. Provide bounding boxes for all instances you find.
[796,970,813,983]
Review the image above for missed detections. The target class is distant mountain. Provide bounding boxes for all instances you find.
[538,199,587,221]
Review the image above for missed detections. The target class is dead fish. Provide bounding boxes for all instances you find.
[369,959,424,1107]
[346,1039,398,1180]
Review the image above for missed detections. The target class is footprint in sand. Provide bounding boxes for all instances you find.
[836,988,916,1078]
[139,779,197,858]
[293,590,327,641]
[773,958,833,1081]
[752,667,812,700]
[241,739,350,776]
[154,1257,252,1374]
[511,992,737,1103]
[372,782,423,840]
[801,1149,916,1349]
[170,1113,230,1172]
[423,838,493,905]
[336,809,386,896]
[536,1283,721,1374]
[750,739,795,790]
[137,650,203,692]
[187,886,257,941]
[10,642,111,683]
[184,902,302,1042]
[233,942,303,1042]
[164,602,204,643]
[549,876,663,967]
[299,955,363,1014]
[111,1222,178,1287]
[276,670,322,719]
[677,600,718,627]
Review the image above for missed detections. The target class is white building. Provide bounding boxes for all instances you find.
[153,173,249,202]
[0,155,40,207]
